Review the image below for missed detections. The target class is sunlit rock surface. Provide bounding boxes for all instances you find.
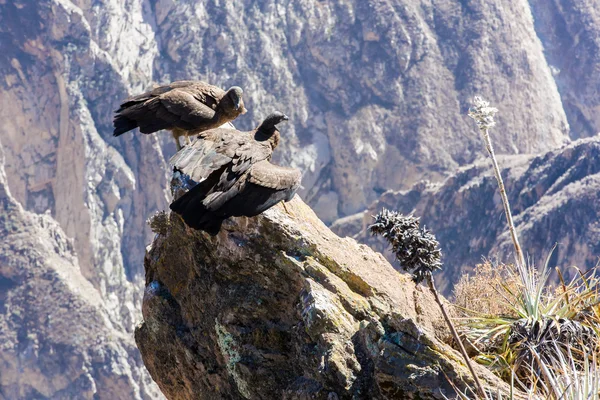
[136,185,510,399]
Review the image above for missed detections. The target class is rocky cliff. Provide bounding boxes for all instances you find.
[529,0,600,139]
[150,0,572,220]
[332,138,600,293]
[0,144,161,399]
[136,192,510,399]
[1,1,167,396]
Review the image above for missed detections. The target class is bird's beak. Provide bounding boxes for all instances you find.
[283,115,289,121]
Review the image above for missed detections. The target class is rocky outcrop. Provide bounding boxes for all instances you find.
[332,138,600,294]
[0,144,161,399]
[136,190,510,399]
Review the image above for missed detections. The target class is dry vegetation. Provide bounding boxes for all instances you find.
[454,262,519,318]
[452,260,600,398]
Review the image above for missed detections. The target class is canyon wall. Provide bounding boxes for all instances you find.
[1,0,599,397]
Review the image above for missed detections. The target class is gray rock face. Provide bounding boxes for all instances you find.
[332,138,600,294]
[0,145,161,399]
[150,0,571,219]
[0,1,166,398]
[530,0,600,139]
[136,190,510,399]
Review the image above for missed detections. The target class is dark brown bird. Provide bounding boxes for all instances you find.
[169,112,301,235]
[113,80,247,150]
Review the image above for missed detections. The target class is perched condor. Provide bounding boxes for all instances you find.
[169,112,301,235]
[113,80,247,150]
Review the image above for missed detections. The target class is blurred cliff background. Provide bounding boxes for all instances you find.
[1,0,600,398]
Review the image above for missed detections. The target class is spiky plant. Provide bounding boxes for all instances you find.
[447,345,600,400]
[369,209,442,283]
[459,253,600,389]
[533,341,600,399]
[370,209,486,398]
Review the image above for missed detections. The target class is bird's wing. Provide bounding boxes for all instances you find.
[170,129,269,185]
[175,81,226,109]
[170,152,302,233]
[117,81,199,110]
[169,128,238,182]
[248,160,302,192]
[157,89,216,125]
[208,138,271,193]
[178,138,274,210]
[117,89,216,134]
[189,82,225,101]
[200,161,302,218]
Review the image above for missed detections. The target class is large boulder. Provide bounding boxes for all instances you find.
[136,193,509,399]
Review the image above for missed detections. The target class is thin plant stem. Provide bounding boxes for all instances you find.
[480,127,526,268]
[427,275,487,399]
[370,209,488,397]
[469,97,526,268]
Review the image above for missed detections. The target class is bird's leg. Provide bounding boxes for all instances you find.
[281,201,291,215]
[185,136,192,145]
[173,132,182,151]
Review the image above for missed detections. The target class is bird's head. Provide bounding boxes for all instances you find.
[225,86,247,114]
[258,112,289,131]
[255,112,289,144]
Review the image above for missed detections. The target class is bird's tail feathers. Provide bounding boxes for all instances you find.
[113,114,138,136]
[170,183,224,235]
[200,217,224,236]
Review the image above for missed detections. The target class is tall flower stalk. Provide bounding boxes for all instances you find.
[468,97,526,268]
[462,97,600,397]
[370,210,487,398]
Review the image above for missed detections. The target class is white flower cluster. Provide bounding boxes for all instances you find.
[468,96,498,131]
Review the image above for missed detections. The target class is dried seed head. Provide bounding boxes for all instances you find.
[468,96,498,131]
[369,209,442,284]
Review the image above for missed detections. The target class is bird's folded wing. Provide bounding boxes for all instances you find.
[169,129,247,182]
[249,160,302,190]
[187,84,224,105]
[159,89,216,126]
[170,143,228,182]
[169,138,211,168]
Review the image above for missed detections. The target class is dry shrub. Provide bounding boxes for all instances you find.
[147,210,171,235]
[453,261,519,318]
[454,258,600,395]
